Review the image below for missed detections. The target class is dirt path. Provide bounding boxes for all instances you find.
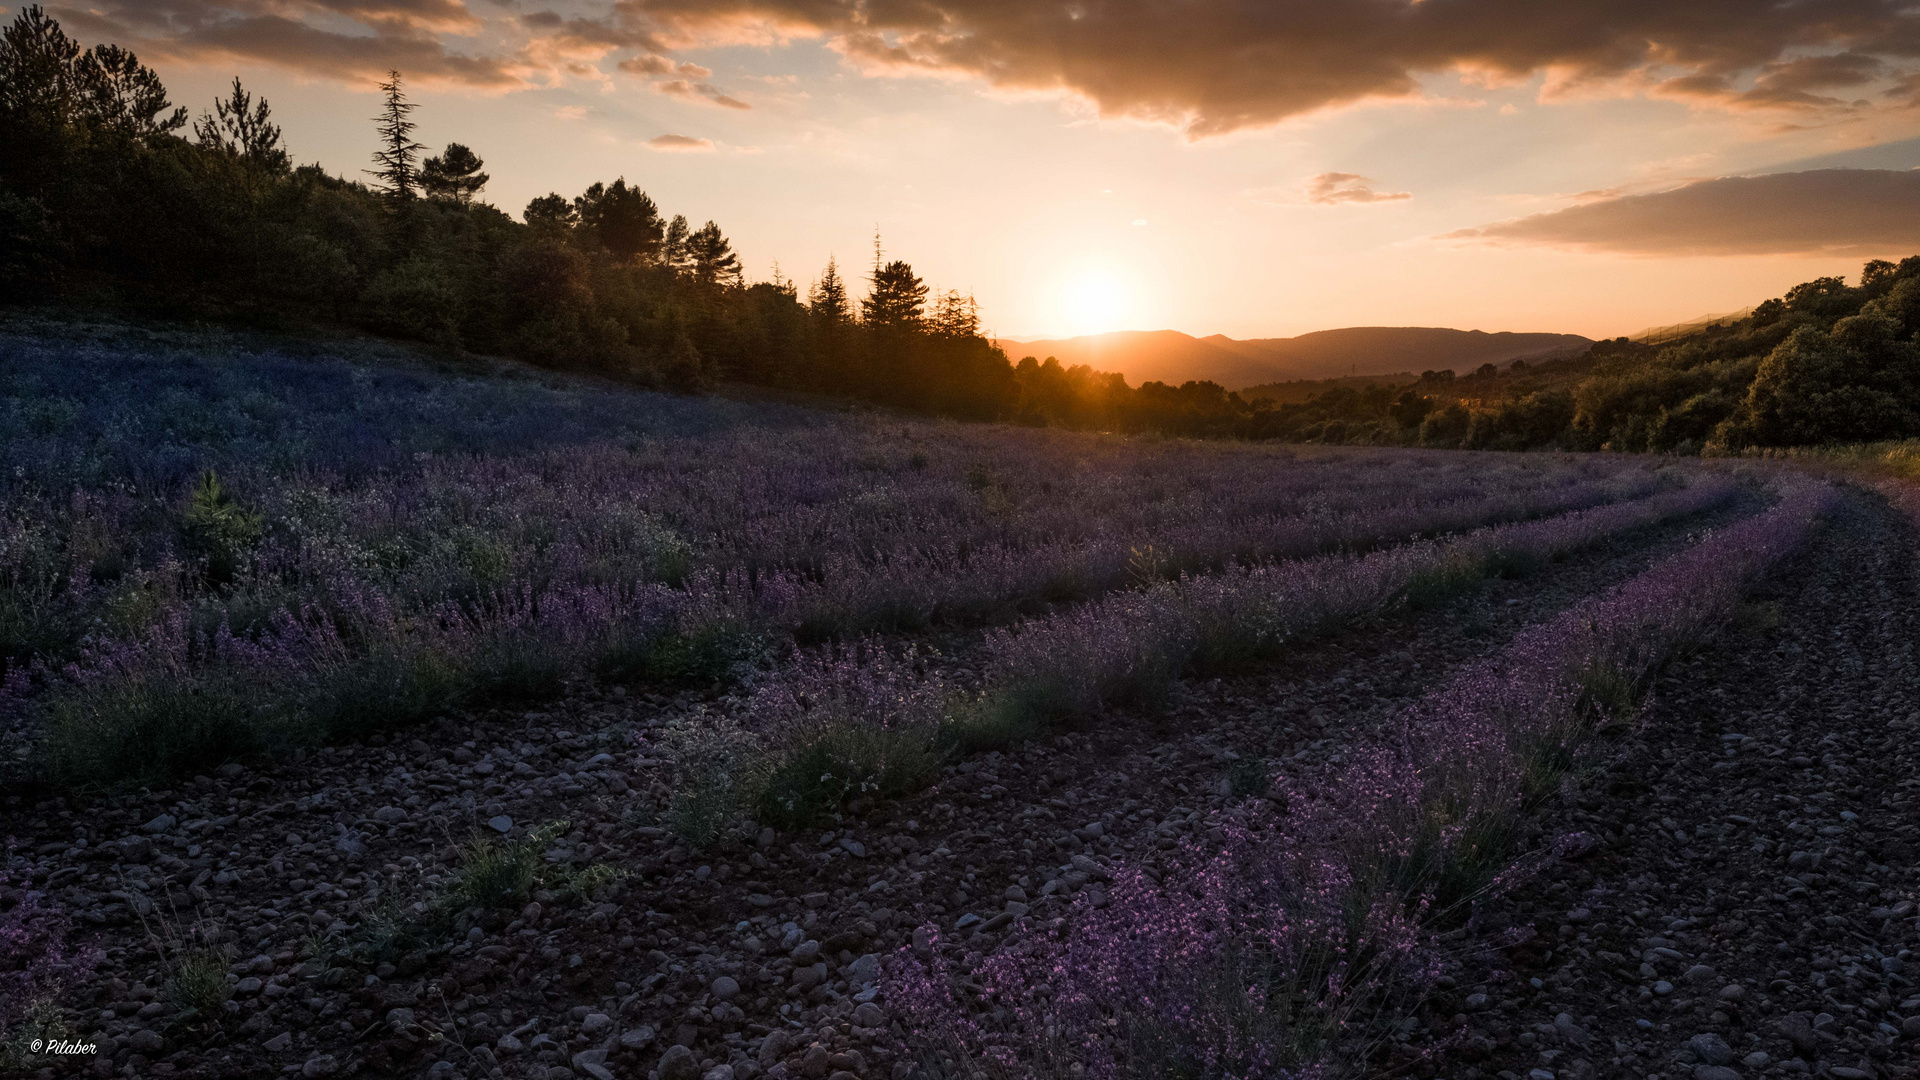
[1437,487,1920,1080]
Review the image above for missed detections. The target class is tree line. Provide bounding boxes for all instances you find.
[1238,258,1920,453]
[0,6,1285,436]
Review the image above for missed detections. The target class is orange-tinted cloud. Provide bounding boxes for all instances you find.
[647,133,715,150]
[1449,169,1920,255]
[1305,172,1410,204]
[617,0,1920,137]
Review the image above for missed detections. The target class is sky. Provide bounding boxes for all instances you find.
[30,0,1920,340]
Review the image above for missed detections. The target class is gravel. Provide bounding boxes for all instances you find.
[1425,490,1920,1080]
[1,488,1777,1080]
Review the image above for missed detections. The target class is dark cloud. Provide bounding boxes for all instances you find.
[1305,172,1410,204]
[617,0,1920,137]
[1448,169,1920,255]
[54,1,530,87]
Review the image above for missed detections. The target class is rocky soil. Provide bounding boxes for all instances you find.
[16,489,1914,1080]
[1421,490,1920,1080]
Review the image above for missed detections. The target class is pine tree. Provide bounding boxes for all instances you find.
[809,255,851,323]
[662,214,690,271]
[686,221,740,287]
[420,142,487,203]
[928,289,979,337]
[368,70,425,202]
[862,259,927,329]
[524,193,576,229]
[194,76,287,171]
[573,179,663,263]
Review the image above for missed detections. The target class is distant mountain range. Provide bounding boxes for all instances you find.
[992,327,1595,390]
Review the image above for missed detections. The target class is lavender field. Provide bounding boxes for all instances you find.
[5,323,1917,1080]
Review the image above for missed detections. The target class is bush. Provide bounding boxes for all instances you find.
[747,721,942,829]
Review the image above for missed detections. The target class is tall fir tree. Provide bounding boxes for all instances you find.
[863,259,927,329]
[368,70,424,202]
[809,255,851,323]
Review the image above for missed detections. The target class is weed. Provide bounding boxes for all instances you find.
[179,471,261,585]
[665,774,737,847]
[748,722,943,830]
[166,945,234,1018]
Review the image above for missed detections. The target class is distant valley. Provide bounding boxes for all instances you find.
[993,327,1595,391]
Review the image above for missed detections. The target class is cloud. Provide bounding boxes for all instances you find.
[1447,169,1920,256]
[54,1,543,89]
[650,76,751,108]
[1304,172,1411,204]
[647,133,715,151]
[616,0,1920,138]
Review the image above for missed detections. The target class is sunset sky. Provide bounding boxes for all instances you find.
[36,0,1920,340]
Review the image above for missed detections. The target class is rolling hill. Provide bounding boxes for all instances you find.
[995,327,1593,390]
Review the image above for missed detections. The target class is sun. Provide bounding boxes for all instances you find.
[1059,269,1129,337]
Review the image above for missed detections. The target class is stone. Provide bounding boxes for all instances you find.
[580,1012,612,1036]
[790,940,821,964]
[618,1026,656,1051]
[497,1034,524,1054]
[301,1054,341,1078]
[659,1044,700,1080]
[1684,964,1717,985]
[758,1030,794,1067]
[852,1002,886,1027]
[711,976,740,1001]
[1686,1033,1734,1067]
[704,1067,736,1080]
[386,1007,415,1033]
[1777,1013,1819,1055]
[572,1049,614,1080]
[127,1029,163,1053]
[838,837,866,858]
[1717,983,1747,1001]
[1694,1068,1741,1080]
[1902,1015,1920,1039]
[488,815,514,834]
[141,815,176,834]
[373,806,407,824]
[264,1032,292,1053]
[1741,1052,1770,1069]
[1830,1070,1873,1080]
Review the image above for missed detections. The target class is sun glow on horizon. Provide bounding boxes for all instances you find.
[1055,267,1133,337]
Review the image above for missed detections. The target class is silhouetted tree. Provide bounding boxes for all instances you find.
[368,70,424,202]
[662,213,690,271]
[928,289,979,337]
[194,77,287,171]
[420,142,487,203]
[74,43,185,138]
[863,259,926,328]
[809,256,851,323]
[524,193,575,230]
[686,220,740,287]
[574,178,662,263]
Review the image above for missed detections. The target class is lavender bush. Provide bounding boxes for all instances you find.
[2,326,1673,787]
[889,481,1836,1079]
[1,855,100,1069]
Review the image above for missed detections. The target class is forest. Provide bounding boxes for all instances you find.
[5,3,1919,452]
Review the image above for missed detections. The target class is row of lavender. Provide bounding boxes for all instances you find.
[3,332,1679,787]
[689,471,1749,833]
[885,479,1838,1079]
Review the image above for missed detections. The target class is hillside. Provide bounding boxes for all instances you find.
[995,326,1592,389]
[1243,256,1920,451]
